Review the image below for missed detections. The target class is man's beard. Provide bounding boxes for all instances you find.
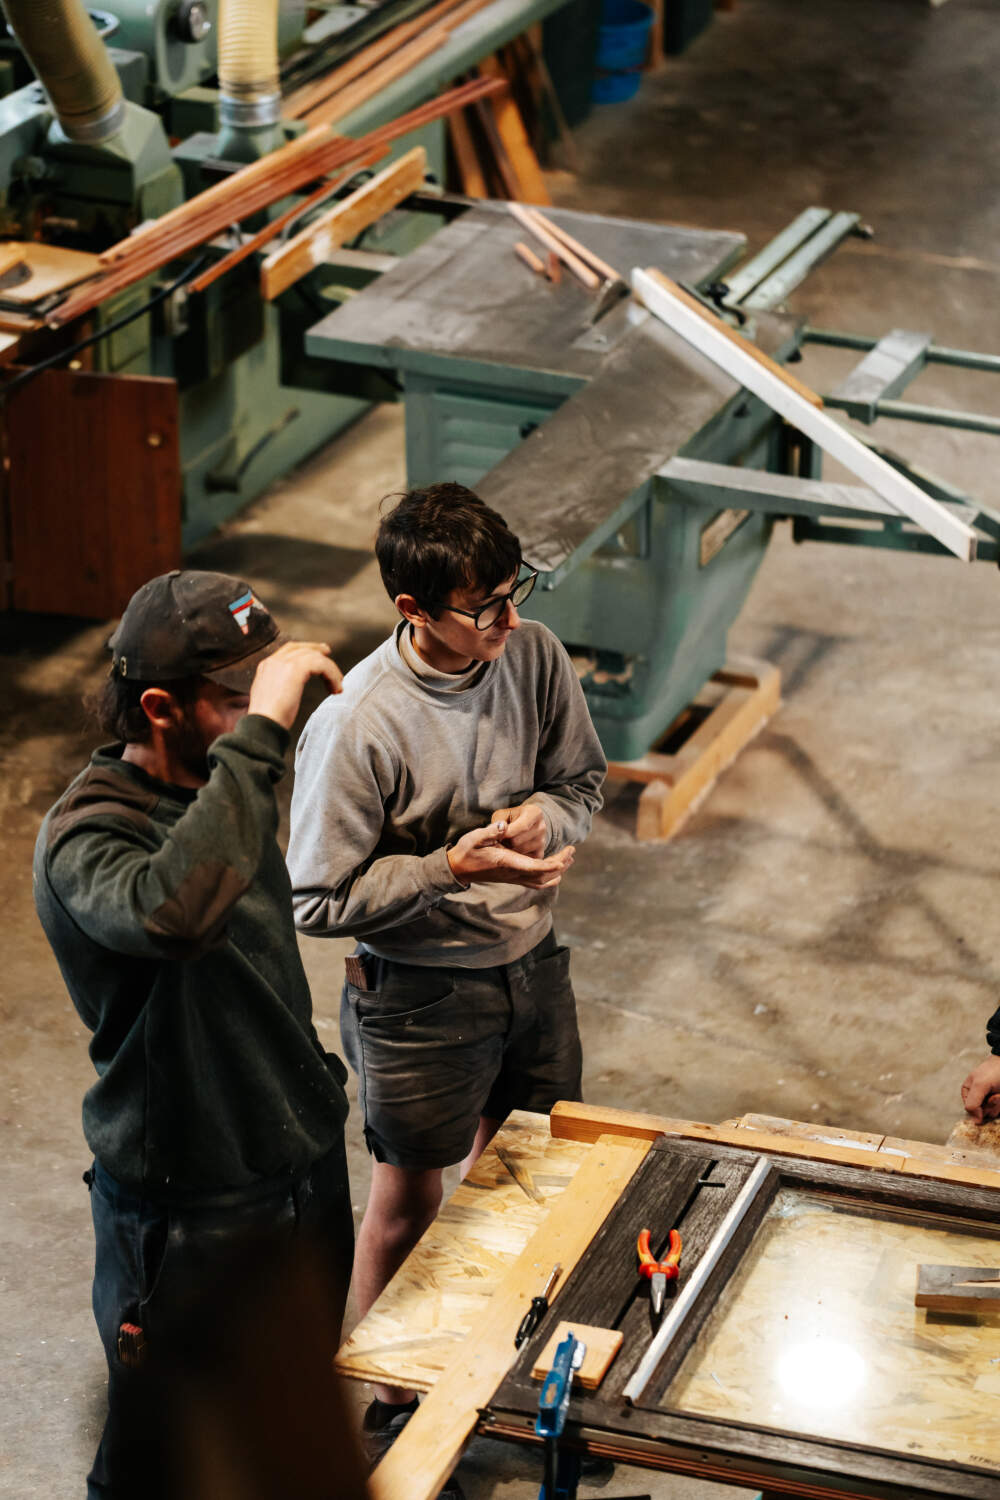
[169,710,212,782]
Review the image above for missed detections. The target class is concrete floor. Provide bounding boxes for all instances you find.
[5,0,1000,1494]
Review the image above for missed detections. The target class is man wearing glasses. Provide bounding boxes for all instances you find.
[287,482,605,1472]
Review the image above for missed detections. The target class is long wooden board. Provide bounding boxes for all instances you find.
[260,147,427,301]
[366,1132,651,1500]
[633,266,978,562]
[550,1101,1000,1190]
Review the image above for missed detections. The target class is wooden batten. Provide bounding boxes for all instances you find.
[260,146,427,301]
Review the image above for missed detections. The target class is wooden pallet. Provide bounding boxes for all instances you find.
[605,655,780,841]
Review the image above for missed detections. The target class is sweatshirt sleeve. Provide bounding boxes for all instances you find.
[288,701,464,938]
[42,714,289,960]
[525,633,607,853]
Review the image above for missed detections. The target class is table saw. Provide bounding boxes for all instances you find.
[306,198,1000,762]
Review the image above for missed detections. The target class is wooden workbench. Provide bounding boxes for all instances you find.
[337,1105,1000,1396]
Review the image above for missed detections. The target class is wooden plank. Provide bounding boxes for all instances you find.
[302,29,446,128]
[284,0,471,118]
[366,1133,651,1500]
[644,269,824,407]
[335,1113,592,1391]
[260,146,427,301]
[186,150,387,296]
[508,202,599,288]
[633,265,979,561]
[0,242,99,304]
[915,1263,1000,1314]
[531,1322,622,1388]
[0,242,26,279]
[478,56,551,205]
[4,368,180,617]
[448,111,488,198]
[549,1103,1000,1190]
[605,658,780,841]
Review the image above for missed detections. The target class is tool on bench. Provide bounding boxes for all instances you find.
[637,1227,682,1318]
[535,1330,651,1500]
[516,1262,561,1348]
[536,1330,585,1500]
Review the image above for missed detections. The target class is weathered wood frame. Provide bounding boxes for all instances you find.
[485,1136,1000,1500]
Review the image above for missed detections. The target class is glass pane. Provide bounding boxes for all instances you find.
[666,1188,1000,1471]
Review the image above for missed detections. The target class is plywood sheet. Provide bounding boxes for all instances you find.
[668,1187,1000,1472]
[335,1111,591,1390]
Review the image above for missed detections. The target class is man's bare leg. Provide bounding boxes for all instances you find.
[460,1115,501,1179]
[355,1160,443,1405]
[356,1117,501,1405]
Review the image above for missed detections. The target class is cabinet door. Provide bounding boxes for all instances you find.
[4,367,180,617]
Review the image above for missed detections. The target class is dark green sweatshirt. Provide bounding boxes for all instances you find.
[33,713,349,1201]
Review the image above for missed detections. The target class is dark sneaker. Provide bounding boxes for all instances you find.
[361,1405,466,1499]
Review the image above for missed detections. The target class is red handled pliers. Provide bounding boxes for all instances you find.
[637,1227,682,1317]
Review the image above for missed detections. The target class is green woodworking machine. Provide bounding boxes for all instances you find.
[4,2,999,770]
[0,0,569,553]
[305,198,1000,760]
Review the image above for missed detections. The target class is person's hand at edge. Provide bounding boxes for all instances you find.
[960,1055,1000,1124]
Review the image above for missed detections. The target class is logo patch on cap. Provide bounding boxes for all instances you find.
[228,589,259,635]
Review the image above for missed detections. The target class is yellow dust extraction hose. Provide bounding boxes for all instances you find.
[217,0,282,132]
[1,0,124,143]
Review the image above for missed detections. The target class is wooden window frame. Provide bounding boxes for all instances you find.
[486,1136,1000,1500]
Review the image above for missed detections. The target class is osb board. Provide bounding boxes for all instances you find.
[335,1111,591,1390]
[668,1186,1000,1472]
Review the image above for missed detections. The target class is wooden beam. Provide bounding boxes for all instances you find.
[633,266,978,562]
[915,1263,1000,1313]
[549,1102,1000,1190]
[477,57,550,205]
[448,111,488,198]
[366,1133,651,1500]
[260,146,427,302]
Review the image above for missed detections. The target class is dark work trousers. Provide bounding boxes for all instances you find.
[85,1138,354,1500]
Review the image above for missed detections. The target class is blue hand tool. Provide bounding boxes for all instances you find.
[536,1330,585,1500]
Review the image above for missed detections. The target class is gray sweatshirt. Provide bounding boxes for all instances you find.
[288,619,606,967]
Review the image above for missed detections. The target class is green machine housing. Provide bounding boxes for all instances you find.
[305,198,1000,761]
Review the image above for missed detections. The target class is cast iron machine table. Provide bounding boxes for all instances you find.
[306,199,1000,762]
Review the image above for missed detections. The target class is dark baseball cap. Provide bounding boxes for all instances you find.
[108,570,283,691]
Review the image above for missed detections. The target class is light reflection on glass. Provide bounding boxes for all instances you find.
[775,1337,867,1411]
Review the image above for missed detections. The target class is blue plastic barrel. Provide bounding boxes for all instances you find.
[592,0,653,104]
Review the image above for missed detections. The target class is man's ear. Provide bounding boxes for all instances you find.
[139,686,182,732]
[395,593,432,628]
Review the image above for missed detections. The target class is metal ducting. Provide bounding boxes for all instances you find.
[1,0,125,144]
[217,0,281,133]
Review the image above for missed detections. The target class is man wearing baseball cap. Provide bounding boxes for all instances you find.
[34,570,351,1499]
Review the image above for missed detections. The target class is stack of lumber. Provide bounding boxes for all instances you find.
[449,39,577,203]
[46,76,502,328]
[285,0,497,128]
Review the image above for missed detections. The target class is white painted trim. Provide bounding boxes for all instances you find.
[632,268,977,562]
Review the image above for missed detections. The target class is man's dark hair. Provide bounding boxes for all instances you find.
[375,482,521,617]
[86,672,198,744]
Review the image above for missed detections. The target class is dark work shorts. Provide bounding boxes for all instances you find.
[340,929,583,1170]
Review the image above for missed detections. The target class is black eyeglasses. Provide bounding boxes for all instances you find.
[443,570,538,630]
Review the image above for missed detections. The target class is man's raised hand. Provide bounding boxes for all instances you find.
[249,641,343,730]
[448,821,574,889]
